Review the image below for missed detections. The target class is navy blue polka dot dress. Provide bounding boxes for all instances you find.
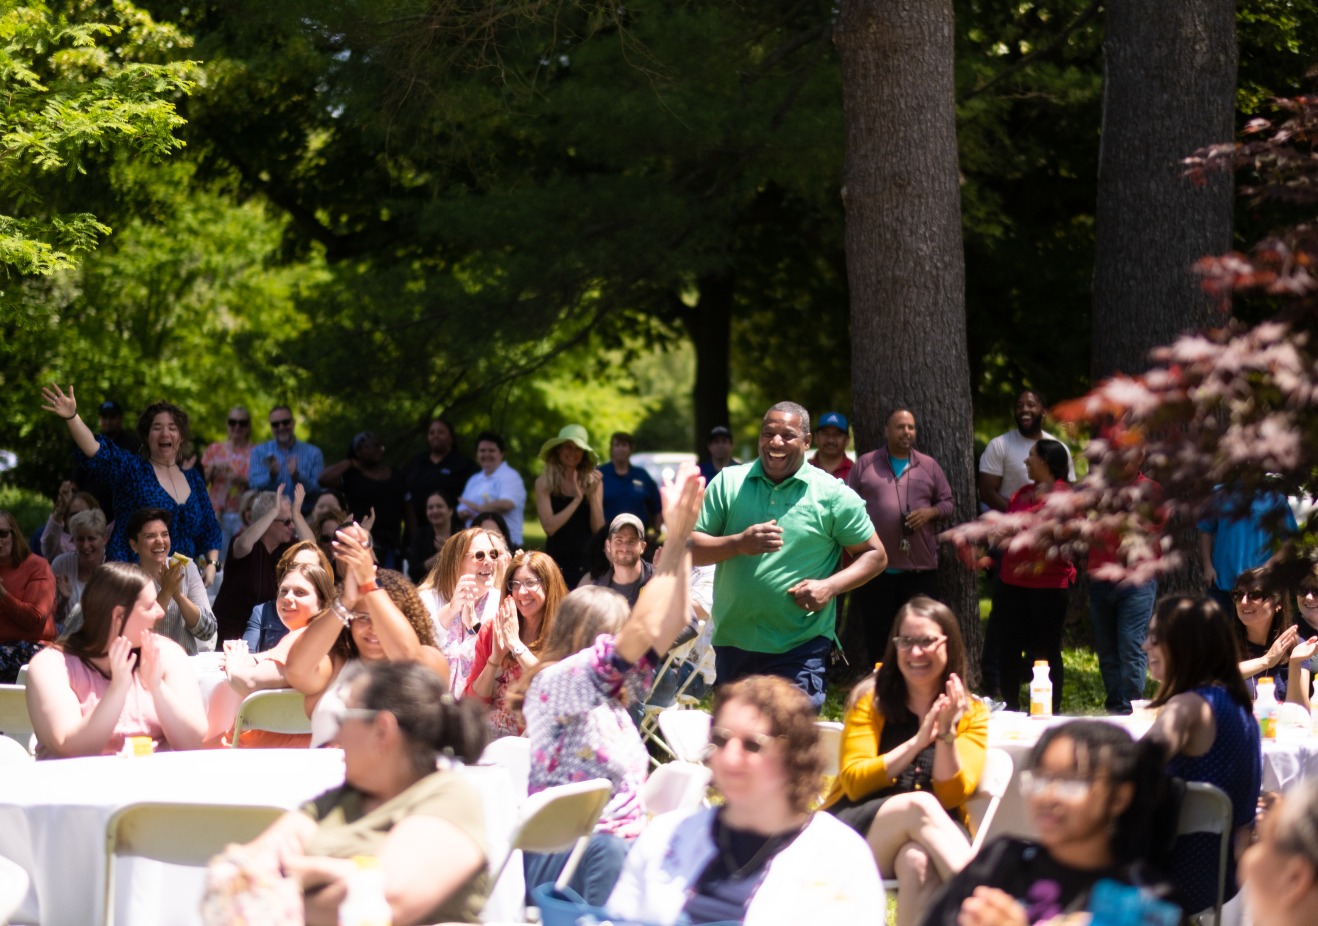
[1165,684,1261,914]
[84,437,224,563]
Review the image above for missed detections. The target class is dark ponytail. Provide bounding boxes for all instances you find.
[358,661,489,775]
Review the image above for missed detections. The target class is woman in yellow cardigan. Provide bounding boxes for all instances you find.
[823,596,989,926]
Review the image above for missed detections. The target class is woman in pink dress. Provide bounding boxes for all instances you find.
[25,561,206,757]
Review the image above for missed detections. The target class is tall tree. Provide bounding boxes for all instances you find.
[1090,0,1238,379]
[835,0,980,671]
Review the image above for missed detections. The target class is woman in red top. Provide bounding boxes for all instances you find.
[997,439,1075,712]
[0,509,57,683]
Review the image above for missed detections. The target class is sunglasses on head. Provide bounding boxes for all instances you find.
[706,727,780,755]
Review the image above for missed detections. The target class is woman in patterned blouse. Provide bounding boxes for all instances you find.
[42,384,223,585]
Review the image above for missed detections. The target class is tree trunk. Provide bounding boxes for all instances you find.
[1091,0,1237,380]
[836,0,982,682]
[682,273,734,457]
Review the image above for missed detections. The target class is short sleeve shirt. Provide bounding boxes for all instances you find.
[695,459,875,654]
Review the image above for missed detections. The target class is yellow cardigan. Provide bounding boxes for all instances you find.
[821,693,990,828]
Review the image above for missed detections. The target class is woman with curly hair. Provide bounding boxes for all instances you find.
[534,425,604,588]
[285,524,449,746]
[609,675,883,924]
[42,385,224,583]
[465,550,567,736]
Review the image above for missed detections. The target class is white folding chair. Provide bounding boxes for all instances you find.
[13,664,28,688]
[0,855,30,926]
[0,734,32,765]
[816,721,843,779]
[104,801,286,926]
[487,777,613,906]
[0,685,33,753]
[643,761,712,817]
[1176,781,1234,926]
[656,707,712,765]
[230,688,310,746]
[638,632,709,764]
[480,735,531,803]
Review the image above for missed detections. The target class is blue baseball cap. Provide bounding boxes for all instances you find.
[817,411,849,433]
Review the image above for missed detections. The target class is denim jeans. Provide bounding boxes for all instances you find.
[524,832,630,907]
[1088,578,1157,713]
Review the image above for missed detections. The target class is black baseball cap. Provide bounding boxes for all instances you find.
[98,400,124,416]
[708,426,732,440]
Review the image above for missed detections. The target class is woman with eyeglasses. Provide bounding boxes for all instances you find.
[1141,595,1261,916]
[1287,565,1318,712]
[27,562,207,757]
[1231,567,1315,705]
[608,675,883,924]
[1240,777,1318,926]
[201,407,254,565]
[286,525,449,746]
[215,661,491,925]
[41,384,224,586]
[0,508,58,682]
[464,550,566,736]
[509,465,705,906]
[50,508,109,628]
[418,527,507,695]
[821,596,988,926]
[995,438,1075,713]
[919,720,1174,926]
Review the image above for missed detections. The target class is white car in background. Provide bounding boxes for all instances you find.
[629,451,698,487]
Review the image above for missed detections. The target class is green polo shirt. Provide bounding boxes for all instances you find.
[695,458,875,654]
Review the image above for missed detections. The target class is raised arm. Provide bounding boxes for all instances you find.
[40,384,100,459]
[284,610,344,698]
[291,483,314,542]
[615,465,703,664]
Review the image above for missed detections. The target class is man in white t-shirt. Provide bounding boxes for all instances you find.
[977,389,1074,699]
[977,390,1074,512]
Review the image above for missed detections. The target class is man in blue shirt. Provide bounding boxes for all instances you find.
[247,405,323,507]
[598,432,662,533]
[1198,482,1298,615]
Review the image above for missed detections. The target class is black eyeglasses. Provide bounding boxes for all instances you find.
[707,727,780,754]
[270,418,294,429]
[0,528,12,540]
[228,419,250,427]
[466,550,504,562]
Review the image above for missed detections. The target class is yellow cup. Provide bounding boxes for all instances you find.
[126,736,155,757]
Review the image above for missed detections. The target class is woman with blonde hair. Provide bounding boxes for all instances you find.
[418,526,506,694]
[465,550,567,735]
[534,425,604,587]
[50,507,109,627]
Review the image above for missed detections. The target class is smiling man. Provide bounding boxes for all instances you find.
[691,401,887,709]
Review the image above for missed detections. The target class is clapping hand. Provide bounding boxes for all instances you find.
[160,559,186,601]
[934,673,968,738]
[106,635,137,691]
[1267,624,1301,668]
[491,597,517,662]
[139,632,165,691]
[292,482,306,513]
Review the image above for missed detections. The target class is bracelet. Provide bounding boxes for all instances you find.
[358,578,379,594]
[330,598,355,627]
[936,731,957,744]
[63,411,78,420]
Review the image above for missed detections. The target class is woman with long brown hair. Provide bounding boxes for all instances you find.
[0,507,57,682]
[26,562,206,756]
[464,550,567,735]
[418,526,506,694]
[534,425,604,588]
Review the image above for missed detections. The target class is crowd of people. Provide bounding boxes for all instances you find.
[1,385,1314,925]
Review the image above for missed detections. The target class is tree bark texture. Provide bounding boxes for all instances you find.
[836,0,982,680]
[1091,0,1237,380]
[682,273,734,456]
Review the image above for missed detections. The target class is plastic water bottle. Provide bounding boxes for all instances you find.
[339,856,391,926]
[1029,661,1053,718]
[1255,677,1279,741]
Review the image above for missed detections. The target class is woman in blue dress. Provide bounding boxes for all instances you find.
[42,384,223,585]
[1142,595,1261,916]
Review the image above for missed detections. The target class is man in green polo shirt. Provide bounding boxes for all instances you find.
[691,401,887,708]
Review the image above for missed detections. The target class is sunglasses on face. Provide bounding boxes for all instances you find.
[466,550,503,562]
[1233,589,1271,604]
[894,634,946,651]
[509,578,543,593]
[228,419,250,427]
[1019,770,1095,801]
[0,528,11,540]
[270,418,294,429]
[707,727,780,755]
[276,518,294,527]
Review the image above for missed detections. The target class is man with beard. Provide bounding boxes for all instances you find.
[691,401,886,708]
[810,411,854,481]
[591,513,653,608]
[977,389,1074,698]
[848,408,955,664]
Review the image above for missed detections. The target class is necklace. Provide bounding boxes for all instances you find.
[152,459,185,501]
[714,811,805,881]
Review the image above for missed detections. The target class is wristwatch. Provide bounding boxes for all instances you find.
[936,730,957,744]
[509,643,529,658]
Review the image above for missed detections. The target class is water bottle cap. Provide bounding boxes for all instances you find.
[1033,660,1048,668]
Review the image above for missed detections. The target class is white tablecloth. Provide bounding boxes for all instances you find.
[0,749,521,925]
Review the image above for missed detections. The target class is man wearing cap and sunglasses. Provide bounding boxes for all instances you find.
[247,405,324,507]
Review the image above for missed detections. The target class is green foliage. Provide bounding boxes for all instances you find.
[0,0,196,296]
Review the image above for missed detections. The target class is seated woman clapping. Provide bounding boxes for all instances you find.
[26,562,207,757]
[919,720,1178,926]
[219,661,492,925]
[822,596,987,926]
[285,523,448,746]
[608,675,884,925]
